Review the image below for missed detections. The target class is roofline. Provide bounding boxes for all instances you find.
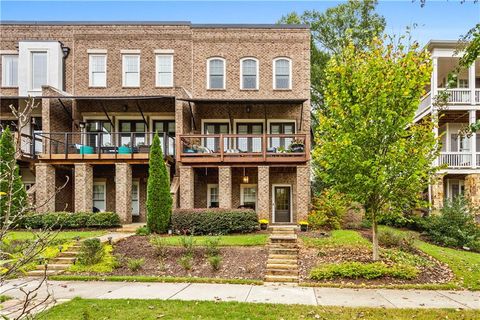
[0,20,308,29]
[425,40,467,51]
[178,97,308,103]
[0,95,175,100]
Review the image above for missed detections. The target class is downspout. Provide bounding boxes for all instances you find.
[60,43,70,92]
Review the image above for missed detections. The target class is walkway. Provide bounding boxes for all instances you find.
[1,279,478,315]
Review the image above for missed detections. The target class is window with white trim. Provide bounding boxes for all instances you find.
[241,58,258,89]
[93,181,106,212]
[156,54,173,87]
[241,184,257,210]
[31,51,47,90]
[122,54,140,87]
[89,54,107,87]
[208,58,225,89]
[207,184,219,208]
[273,58,291,89]
[132,180,140,216]
[2,55,18,87]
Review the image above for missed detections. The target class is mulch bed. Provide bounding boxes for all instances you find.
[107,236,267,280]
[299,231,454,286]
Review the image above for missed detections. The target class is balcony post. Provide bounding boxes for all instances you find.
[470,109,477,168]
[469,63,476,106]
[431,57,438,106]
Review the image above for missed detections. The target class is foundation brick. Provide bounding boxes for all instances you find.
[74,163,93,212]
[218,166,232,208]
[179,166,194,209]
[257,166,269,220]
[35,163,55,213]
[296,165,310,222]
[115,163,132,223]
[431,175,444,212]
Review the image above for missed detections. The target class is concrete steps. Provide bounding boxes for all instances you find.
[26,241,82,277]
[264,225,299,284]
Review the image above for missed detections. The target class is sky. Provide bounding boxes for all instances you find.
[1,0,479,45]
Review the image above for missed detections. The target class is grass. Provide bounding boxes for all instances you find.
[37,298,479,320]
[4,230,106,242]
[49,275,263,285]
[152,234,268,246]
[301,230,371,248]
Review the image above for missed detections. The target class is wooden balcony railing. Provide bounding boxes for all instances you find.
[178,133,309,163]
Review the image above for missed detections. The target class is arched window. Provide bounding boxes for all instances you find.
[273,58,292,90]
[240,58,258,90]
[207,57,225,89]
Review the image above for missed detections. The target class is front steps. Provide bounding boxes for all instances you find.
[26,242,82,277]
[264,225,299,283]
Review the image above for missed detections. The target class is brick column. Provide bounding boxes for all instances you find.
[115,163,132,223]
[465,174,480,207]
[219,166,232,208]
[431,175,444,212]
[35,163,55,213]
[296,165,310,222]
[74,163,93,212]
[179,166,194,209]
[257,166,270,220]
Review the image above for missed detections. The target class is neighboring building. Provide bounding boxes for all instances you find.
[414,40,480,210]
[0,21,311,224]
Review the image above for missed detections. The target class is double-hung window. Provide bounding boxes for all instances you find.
[241,184,257,210]
[273,58,292,90]
[207,58,225,89]
[156,54,173,87]
[122,54,140,87]
[207,184,219,208]
[93,181,106,212]
[2,55,18,87]
[89,54,107,87]
[241,58,258,90]
[31,51,48,91]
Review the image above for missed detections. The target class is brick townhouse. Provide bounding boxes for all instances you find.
[0,21,311,224]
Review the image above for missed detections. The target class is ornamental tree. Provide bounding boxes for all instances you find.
[146,133,172,233]
[313,37,440,260]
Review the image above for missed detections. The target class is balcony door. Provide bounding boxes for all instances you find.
[153,120,175,156]
[119,120,146,148]
[204,122,229,152]
[236,123,263,153]
[270,122,295,150]
[85,120,112,150]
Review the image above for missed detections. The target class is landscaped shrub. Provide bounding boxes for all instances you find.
[377,228,417,252]
[77,238,105,265]
[309,262,418,280]
[179,235,195,256]
[171,209,259,235]
[149,235,168,258]
[341,203,365,229]
[205,236,221,256]
[378,211,427,231]
[135,226,150,236]
[308,189,349,230]
[423,197,480,252]
[126,258,145,272]
[208,255,222,271]
[18,212,120,229]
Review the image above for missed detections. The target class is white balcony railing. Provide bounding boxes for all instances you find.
[416,92,431,116]
[439,152,472,168]
[438,89,471,104]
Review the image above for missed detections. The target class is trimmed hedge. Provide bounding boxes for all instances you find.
[18,212,121,229]
[171,209,259,235]
[310,262,419,280]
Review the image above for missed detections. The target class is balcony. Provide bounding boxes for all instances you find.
[439,152,473,168]
[437,89,472,104]
[178,133,308,164]
[34,132,175,163]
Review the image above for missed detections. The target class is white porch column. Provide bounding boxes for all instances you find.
[431,57,438,100]
[469,63,476,105]
[470,109,477,168]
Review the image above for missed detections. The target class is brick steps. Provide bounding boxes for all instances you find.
[264,225,299,283]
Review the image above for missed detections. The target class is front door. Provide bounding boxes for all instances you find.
[274,186,291,223]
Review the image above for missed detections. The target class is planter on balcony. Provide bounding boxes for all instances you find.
[79,145,94,154]
[118,146,132,154]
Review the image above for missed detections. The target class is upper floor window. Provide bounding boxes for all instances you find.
[89,54,107,87]
[31,51,47,91]
[241,58,258,90]
[273,58,292,90]
[2,55,18,87]
[122,54,140,87]
[207,57,225,90]
[156,54,173,87]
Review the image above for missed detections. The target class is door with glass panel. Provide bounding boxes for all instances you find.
[204,123,229,152]
[236,123,263,153]
[86,120,113,152]
[273,186,291,223]
[153,120,175,156]
[270,122,295,151]
[132,181,140,216]
[119,120,146,149]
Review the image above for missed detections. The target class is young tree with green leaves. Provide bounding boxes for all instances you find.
[313,37,440,260]
[0,126,27,226]
[146,133,172,233]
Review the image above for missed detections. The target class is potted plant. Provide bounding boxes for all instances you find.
[259,219,269,230]
[289,139,305,153]
[119,143,132,154]
[299,221,309,232]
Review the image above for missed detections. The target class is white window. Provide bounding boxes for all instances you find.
[273,58,292,90]
[93,181,106,212]
[241,184,257,210]
[31,51,47,90]
[458,79,469,88]
[241,58,258,90]
[156,54,173,87]
[122,54,140,87]
[2,55,18,87]
[132,180,139,216]
[89,54,107,87]
[207,184,219,208]
[447,179,465,200]
[207,58,225,89]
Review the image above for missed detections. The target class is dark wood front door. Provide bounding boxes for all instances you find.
[274,186,291,223]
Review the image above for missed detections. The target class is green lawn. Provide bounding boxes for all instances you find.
[4,230,106,242]
[301,230,371,248]
[38,298,479,320]
[155,234,268,246]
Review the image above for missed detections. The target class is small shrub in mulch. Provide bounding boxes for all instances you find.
[77,238,105,266]
[310,261,418,280]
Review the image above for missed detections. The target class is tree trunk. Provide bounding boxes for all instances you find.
[372,216,379,261]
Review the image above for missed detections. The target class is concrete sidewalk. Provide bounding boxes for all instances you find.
[1,278,479,312]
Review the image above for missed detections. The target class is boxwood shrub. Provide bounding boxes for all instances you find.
[310,261,418,280]
[18,211,120,229]
[172,208,259,235]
